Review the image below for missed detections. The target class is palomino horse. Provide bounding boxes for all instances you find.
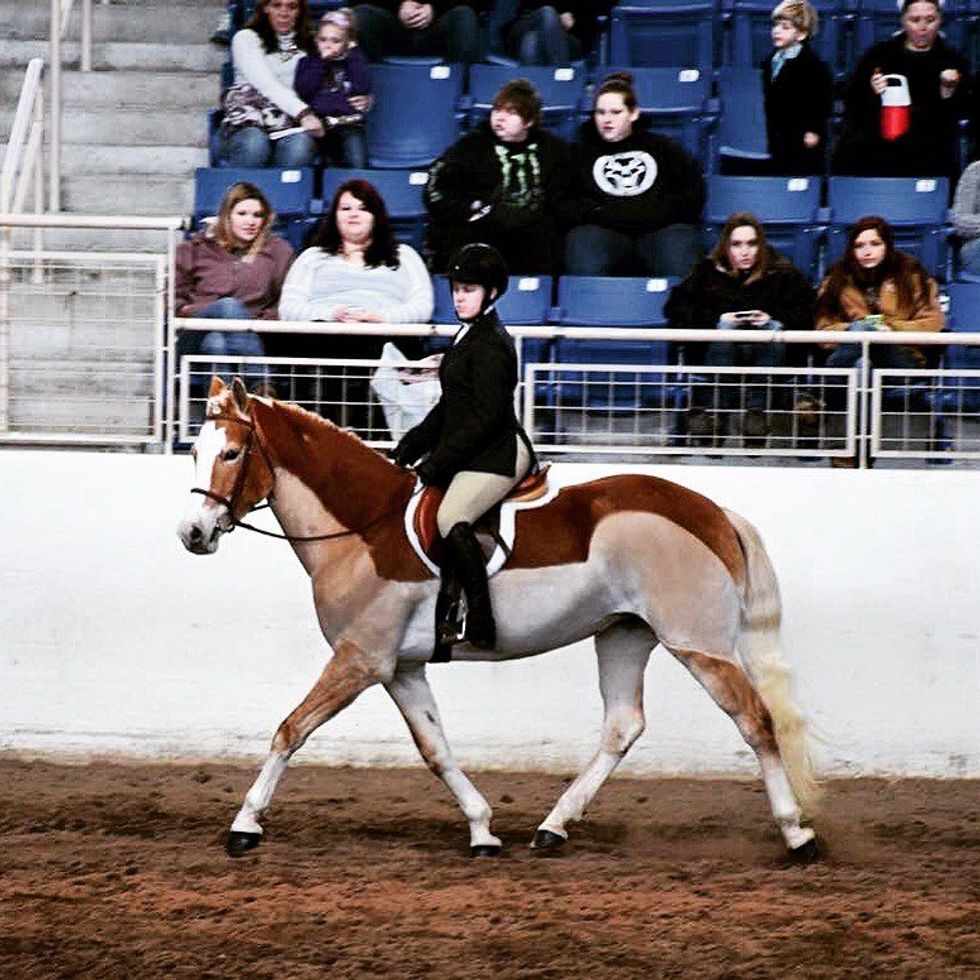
[178,378,820,861]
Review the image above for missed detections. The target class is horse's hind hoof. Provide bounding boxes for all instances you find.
[470,843,501,859]
[530,828,566,855]
[788,835,822,864]
[226,831,262,857]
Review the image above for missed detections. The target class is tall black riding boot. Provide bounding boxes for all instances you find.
[443,522,496,649]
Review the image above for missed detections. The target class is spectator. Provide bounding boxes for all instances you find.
[564,71,704,278]
[175,181,294,395]
[832,0,969,180]
[952,159,980,276]
[216,0,324,169]
[293,8,371,168]
[278,179,434,428]
[424,78,574,274]
[487,1,609,65]
[762,0,833,175]
[664,212,815,444]
[352,1,482,63]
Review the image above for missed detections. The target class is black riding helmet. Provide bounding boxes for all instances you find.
[447,243,509,319]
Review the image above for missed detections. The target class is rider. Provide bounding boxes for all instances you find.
[391,243,536,648]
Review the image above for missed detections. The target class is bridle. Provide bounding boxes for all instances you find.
[190,411,418,543]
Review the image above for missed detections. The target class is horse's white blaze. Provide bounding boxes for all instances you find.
[177,421,228,554]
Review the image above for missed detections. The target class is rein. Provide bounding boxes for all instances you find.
[191,411,419,544]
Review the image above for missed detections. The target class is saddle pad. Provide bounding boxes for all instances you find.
[405,475,560,578]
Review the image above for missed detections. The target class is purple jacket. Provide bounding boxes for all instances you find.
[293,47,370,119]
[175,232,294,320]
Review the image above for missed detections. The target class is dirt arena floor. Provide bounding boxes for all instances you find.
[0,759,976,979]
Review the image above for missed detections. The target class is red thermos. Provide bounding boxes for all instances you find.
[880,74,911,141]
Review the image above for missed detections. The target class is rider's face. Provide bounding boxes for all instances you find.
[452,282,486,320]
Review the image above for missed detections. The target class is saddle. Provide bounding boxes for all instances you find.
[413,464,551,568]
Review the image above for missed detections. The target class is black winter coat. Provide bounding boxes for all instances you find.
[394,310,535,486]
[570,118,705,232]
[761,41,833,175]
[664,252,815,365]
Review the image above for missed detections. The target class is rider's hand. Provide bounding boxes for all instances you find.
[414,458,439,486]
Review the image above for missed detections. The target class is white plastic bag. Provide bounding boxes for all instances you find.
[370,342,442,441]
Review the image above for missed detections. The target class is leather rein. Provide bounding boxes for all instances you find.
[190,412,414,544]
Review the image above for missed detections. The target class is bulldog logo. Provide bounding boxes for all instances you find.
[593,150,657,197]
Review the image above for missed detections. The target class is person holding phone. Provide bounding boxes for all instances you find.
[664,211,815,445]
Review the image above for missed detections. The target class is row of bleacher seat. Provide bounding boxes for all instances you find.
[193,167,957,280]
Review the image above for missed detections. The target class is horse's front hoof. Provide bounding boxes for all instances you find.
[530,828,566,855]
[226,831,262,857]
[470,843,502,859]
[788,835,822,864]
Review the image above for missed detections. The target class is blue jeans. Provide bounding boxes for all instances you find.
[320,124,368,168]
[507,7,578,65]
[825,343,920,371]
[216,126,317,168]
[564,223,701,278]
[697,340,786,410]
[177,297,269,395]
[959,238,980,276]
[353,4,480,62]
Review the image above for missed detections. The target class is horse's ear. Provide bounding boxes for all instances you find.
[208,376,226,398]
[231,377,249,412]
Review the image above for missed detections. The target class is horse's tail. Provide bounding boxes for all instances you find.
[724,508,820,815]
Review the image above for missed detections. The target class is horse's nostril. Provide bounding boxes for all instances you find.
[189,525,202,543]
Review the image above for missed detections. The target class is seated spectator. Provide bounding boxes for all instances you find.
[352,1,481,63]
[216,0,324,169]
[488,1,608,66]
[564,71,704,278]
[277,178,434,429]
[175,181,294,395]
[664,212,815,444]
[294,8,371,168]
[952,159,980,276]
[832,0,969,180]
[424,78,574,274]
[762,0,833,176]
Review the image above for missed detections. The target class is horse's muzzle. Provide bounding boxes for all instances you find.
[177,509,229,555]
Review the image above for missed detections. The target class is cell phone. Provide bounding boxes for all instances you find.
[733,311,755,320]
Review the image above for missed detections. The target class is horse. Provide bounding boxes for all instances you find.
[178,378,821,861]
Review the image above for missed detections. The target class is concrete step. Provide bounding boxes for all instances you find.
[0,107,209,146]
[0,2,223,44]
[48,144,207,177]
[0,40,226,73]
[9,390,155,434]
[4,225,181,253]
[0,70,219,108]
[61,173,194,214]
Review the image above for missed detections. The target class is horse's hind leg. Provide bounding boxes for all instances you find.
[227,639,388,856]
[385,662,501,857]
[669,649,816,856]
[532,618,655,853]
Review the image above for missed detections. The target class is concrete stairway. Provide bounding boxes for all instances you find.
[0,0,226,251]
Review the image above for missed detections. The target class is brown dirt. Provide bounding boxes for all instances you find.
[0,759,977,979]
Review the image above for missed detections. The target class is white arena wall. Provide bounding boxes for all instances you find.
[1,450,977,778]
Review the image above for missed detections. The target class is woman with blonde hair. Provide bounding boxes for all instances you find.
[175,181,294,393]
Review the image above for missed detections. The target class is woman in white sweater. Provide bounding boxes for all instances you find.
[216,0,324,169]
[276,178,434,431]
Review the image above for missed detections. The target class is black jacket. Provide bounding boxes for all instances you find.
[424,121,575,271]
[761,41,833,174]
[394,309,535,485]
[664,251,815,364]
[569,118,705,233]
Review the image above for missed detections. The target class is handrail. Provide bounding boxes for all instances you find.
[0,59,45,216]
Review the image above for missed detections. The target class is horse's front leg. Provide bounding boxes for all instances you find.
[385,661,502,857]
[227,639,391,856]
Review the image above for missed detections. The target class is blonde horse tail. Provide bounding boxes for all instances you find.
[724,508,821,815]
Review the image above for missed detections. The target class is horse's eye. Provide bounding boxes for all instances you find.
[223,448,241,463]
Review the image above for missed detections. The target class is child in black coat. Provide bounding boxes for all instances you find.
[761,0,833,175]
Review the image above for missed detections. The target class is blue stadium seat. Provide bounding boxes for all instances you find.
[710,68,770,174]
[553,276,677,406]
[826,176,951,278]
[317,167,429,252]
[466,64,587,140]
[609,1,718,72]
[939,282,980,412]
[722,0,852,78]
[600,66,715,163]
[366,62,465,168]
[704,175,823,279]
[192,166,316,250]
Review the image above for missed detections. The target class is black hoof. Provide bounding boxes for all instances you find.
[788,835,822,864]
[470,843,502,858]
[530,828,566,855]
[226,831,262,857]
